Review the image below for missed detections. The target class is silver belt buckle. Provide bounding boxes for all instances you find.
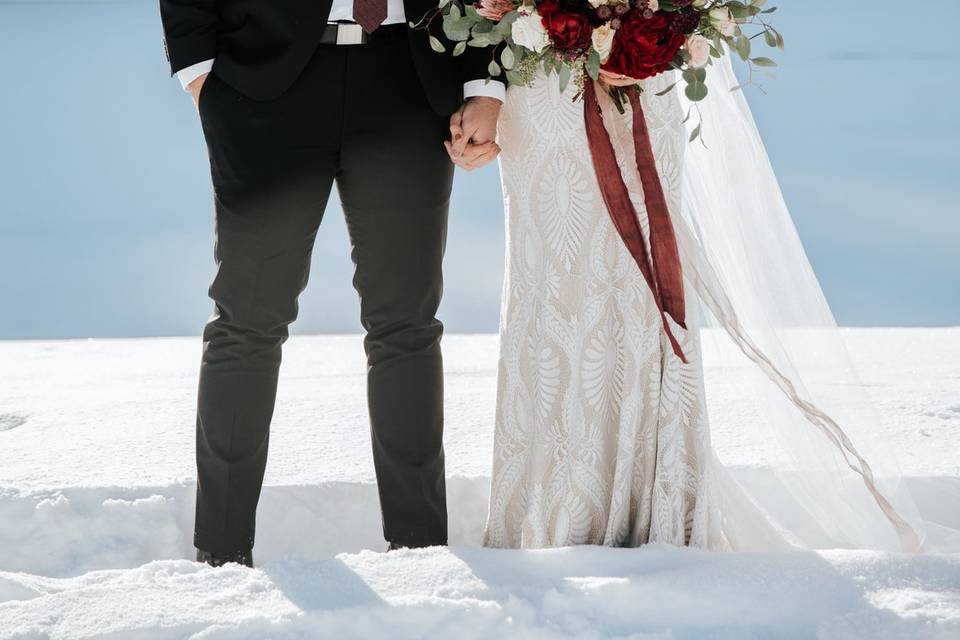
[336,23,364,45]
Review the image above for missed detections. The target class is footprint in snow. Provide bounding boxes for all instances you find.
[0,413,28,432]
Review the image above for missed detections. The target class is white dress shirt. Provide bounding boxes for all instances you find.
[177,0,506,102]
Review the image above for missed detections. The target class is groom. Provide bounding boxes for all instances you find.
[160,0,504,567]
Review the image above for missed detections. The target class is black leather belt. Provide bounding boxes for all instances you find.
[319,22,407,45]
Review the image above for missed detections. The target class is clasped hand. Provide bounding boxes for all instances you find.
[445,97,501,171]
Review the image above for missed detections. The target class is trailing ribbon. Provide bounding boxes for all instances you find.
[582,80,688,363]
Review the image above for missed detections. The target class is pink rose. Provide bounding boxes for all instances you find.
[686,34,710,68]
[476,0,515,21]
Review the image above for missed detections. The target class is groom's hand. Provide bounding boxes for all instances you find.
[187,73,210,108]
[446,97,502,171]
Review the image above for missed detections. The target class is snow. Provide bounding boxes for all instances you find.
[2,547,958,639]
[1,329,958,638]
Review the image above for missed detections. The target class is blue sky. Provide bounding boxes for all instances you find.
[0,0,957,339]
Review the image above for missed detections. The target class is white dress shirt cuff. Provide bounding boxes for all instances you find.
[463,79,506,103]
[177,59,215,91]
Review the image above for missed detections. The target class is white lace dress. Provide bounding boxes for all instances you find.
[484,71,726,550]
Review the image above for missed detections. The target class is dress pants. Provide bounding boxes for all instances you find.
[194,31,453,555]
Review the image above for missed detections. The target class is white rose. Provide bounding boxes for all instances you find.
[511,10,549,54]
[709,7,737,37]
[686,34,709,68]
[588,0,609,8]
[591,24,615,63]
[647,0,659,11]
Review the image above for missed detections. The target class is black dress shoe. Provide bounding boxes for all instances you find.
[196,548,254,568]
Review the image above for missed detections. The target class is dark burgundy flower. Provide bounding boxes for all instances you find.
[539,0,594,52]
[601,9,686,80]
[670,8,702,35]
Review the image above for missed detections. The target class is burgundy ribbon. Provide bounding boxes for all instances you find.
[583,81,688,363]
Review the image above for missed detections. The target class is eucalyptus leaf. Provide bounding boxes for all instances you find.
[586,49,601,81]
[689,122,702,142]
[501,46,515,70]
[735,35,751,61]
[655,81,678,97]
[684,79,708,102]
[558,63,571,93]
[505,69,525,85]
[429,35,446,53]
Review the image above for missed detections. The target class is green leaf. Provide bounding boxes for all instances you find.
[505,69,525,85]
[684,79,708,102]
[429,36,446,53]
[473,19,494,34]
[501,46,515,70]
[558,63,571,93]
[655,81,678,97]
[586,49,601,81]
[453,41,467,57]
[735,35,751,61]
[689,122,702,142]
[488,60,501,77]
[751,56,777,67]
[681,66,706,84]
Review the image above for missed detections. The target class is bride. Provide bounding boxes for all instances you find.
[461,52,943,553]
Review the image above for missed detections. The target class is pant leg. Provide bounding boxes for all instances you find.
[193,51,344,555]
[336,36,455,547]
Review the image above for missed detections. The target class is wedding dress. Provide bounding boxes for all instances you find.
[484,58,948,553]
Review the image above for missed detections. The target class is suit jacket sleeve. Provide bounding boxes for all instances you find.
[159,0,221,75]
[459,44,506,87]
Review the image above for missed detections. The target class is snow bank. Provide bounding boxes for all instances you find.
[0,478,490,577]
[2,546,958,639]
[0,331,958,638]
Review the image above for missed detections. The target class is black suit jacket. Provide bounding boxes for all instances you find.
[160,0,497,115]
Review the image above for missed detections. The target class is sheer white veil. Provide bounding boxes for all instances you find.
[675,55,957,553]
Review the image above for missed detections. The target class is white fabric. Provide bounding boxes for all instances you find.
[177,59,213,91]
[674,55,935,552]
[463,79,507,103]
[486,70,733,550]
[487,59,952,553]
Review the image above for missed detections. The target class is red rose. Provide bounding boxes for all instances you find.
[539,0,594,52]
[601,10,685,80]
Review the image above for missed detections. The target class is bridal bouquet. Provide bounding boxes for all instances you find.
[421,0,782,120]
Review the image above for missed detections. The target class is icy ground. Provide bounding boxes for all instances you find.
[0,330,958,639]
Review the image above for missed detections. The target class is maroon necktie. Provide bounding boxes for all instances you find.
[353,0,388,33]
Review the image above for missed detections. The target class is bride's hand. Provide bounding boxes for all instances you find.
[598,69,640,88]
